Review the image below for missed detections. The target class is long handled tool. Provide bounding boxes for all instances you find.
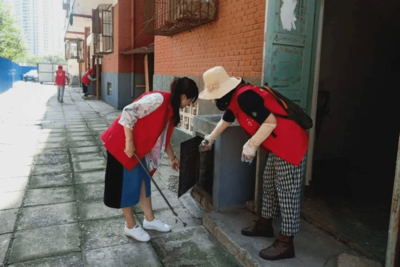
[133,153,187,228]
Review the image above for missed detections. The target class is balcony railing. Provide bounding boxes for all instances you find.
[144,0,218,36]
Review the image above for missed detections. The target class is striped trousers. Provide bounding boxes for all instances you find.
[261,153,306,236]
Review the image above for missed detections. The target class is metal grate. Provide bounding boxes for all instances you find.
[144,0,218,36]
[93,4,113,54]
[178,102,198,133]
[65,40,78,59]
[77,39,84,63]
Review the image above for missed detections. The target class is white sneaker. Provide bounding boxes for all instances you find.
[124,224,151,242]
[143,217,171,232]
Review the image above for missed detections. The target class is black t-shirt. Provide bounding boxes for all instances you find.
[223,90,271,124]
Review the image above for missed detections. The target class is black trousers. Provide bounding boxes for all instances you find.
[82,83,88,94]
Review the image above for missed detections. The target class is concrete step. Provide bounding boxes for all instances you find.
[203,209,357,267]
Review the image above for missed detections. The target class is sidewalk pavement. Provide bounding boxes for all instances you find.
[0,83,240,267]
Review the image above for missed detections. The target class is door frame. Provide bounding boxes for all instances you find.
[387,136,400,267]
[260,0,325,188]
[305,0,325,186]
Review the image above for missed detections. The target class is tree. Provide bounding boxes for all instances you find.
[0,3,26,61]
[42,53,67,64]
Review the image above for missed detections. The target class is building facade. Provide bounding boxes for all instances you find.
[12,0,63,56]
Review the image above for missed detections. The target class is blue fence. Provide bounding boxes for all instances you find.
[0,56,37,94]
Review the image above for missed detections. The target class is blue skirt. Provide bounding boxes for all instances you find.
[104,151,151,209]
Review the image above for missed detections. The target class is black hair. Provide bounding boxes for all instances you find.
[170,77,199,126]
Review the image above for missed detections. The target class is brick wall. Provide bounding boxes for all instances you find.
[102,0,154,74]
[154,0,266,78]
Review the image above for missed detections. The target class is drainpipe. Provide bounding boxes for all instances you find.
[131,0,135,98]
[96,55,99,100]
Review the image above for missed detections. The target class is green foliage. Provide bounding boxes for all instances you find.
[0,3,27,61]
[15,53,42,64]
[42,53,67,64]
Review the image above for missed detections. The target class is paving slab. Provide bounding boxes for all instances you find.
[24,187,75,206]
[30,162,71,176]
[18,202,77,230]
[38,136,67,143]
[40,128,66,133]
[0,209,18,234]
[0,166,31,179]
[71,152,105,163]
[33,147,68,155]
[75,183,104,202]
[36,143,67,150]
[68,141,98,148]
[0,177,29,193]
[0,191,24,211]
[0,156,33,167]
[70,146,101,154]
[66,131,92,137]
[39,132,66,138]
[8,252,84,267]
[133,190,181,214]
[33,154,69,165]
[338,253,382,267]
[67,136,94,142]
[77,200,122,221]
[151,226,240,267]
[151,172,167,191]
[73,160,106,172]
[0,234,12,266]
[74,170,105,184]
[66,128,90,133]
[80,218,134,250]
[84,243,161,267]
[135,208,200,239]
[203,209,353,267]
[8,224,81,264]
[29,173,73,188]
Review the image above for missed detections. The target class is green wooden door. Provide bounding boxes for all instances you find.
[263,0,317,111]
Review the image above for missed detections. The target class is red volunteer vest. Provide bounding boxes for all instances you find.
[101,91,175,171]
[81,71,92,86]
[55,70,66,86]
[228,85,309,166]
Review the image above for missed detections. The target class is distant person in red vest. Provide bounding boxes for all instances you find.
[54,65,66,103]
[199,66,309,261]
[81,68,97,97]
[101,77,199,242]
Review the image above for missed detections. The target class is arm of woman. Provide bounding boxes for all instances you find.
[165,142,179,171]
[124,127,135,158]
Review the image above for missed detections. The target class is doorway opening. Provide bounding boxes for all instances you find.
[304,0,400,263]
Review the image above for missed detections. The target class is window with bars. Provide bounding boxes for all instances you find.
[178,102,198,133]
[93,4,113,54]
[77,39,84,63]
[65,40,77,59]
[144,0,218,36]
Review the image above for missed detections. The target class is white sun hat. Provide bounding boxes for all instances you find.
[199,66,242,100]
